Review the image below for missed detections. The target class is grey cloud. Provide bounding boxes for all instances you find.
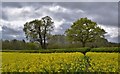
[2,8,42,21]
[118,2,120,43]
[2,2,118,26]
[52,11,85,23]
[2,3,62,21]
[56,2,118,26]
[1,0,119,2]
[0,31,2,39]
[2,2,22,8]
[53,22,71,34]
[2,11,8,20]
[107,36,118,43]
[2,25,25,40]
[2,26,22,35]
[105,34,119,43]
[0,2,2,19]
[2,2,54,8]
[1,2,119,43]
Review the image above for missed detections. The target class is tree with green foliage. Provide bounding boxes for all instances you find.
[65,17,106,47]
[23,16,54,49]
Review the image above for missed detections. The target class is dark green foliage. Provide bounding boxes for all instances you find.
[2,38,119,51]
[65,17,106,47]
[2,48,89,53]
[2,47,119,53]
[23,16,54,49]
[47,35,110,49]
[47,35,70,49]
[90,47,119,52]
[107,42,119,47]
[2,39,40,50]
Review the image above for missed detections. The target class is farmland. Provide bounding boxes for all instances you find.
[86,52,118,72]
[1,52,119,73]
[1,2,120,74]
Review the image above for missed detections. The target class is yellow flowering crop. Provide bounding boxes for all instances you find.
[86,52,118,72]
[1,52,85,72]
[1,52,118,72]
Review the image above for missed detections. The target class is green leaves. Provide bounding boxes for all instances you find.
[23,16,54,49]
[65,17,107,47]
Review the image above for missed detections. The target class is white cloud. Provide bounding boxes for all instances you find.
[35,4,84,15]
[10,35,18,38]
[3,6,35,21]
[43,4,68,13]
[0,27,2,31]
[48,5,68,13]
[98,24,118,42]
[1,3,118,43]
[54,19,65,28]
[53,19,65,33]
[98,24,118,38]
[76,10,85,13]
[1,19,23,30]
[2,0,119,2]
[0,19,2,31]
[2,4,84,31]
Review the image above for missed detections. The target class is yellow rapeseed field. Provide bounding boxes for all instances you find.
[1,52,118,72]
[86,52,118,72]
[1,52,85,72]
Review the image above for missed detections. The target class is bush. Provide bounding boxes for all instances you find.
[2,41,40,50]
[2,47,119,53]
[2,48,90,53]
[90,47,119,52]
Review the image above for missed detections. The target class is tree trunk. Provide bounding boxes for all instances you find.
[82,42,85,47]
[38,26,45,49]
[43,44,46,49]
[39,39,46,49]
[43,34,46,49]
[43,21,47,49]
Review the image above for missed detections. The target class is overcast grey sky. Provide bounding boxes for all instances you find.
[0,2,119,43]
[1,0,119,2]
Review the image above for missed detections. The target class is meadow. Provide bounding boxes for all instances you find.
[1,51,119,73]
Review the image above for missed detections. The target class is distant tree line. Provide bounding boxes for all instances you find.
[2,39,40,50]
[1,35,119,50]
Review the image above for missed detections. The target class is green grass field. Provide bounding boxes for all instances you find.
[1,52,119,72]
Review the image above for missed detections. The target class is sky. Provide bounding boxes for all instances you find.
[0,2,119,43]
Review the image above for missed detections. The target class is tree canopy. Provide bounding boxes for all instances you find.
[23,16,54,49]
[65,17,106,47]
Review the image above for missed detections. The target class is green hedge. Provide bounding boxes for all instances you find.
[2,48,90,53]
[90,47,119,52]
[1,47,119,53]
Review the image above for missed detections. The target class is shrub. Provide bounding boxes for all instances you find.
[2,47,119,53]
[90,47,119,52]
